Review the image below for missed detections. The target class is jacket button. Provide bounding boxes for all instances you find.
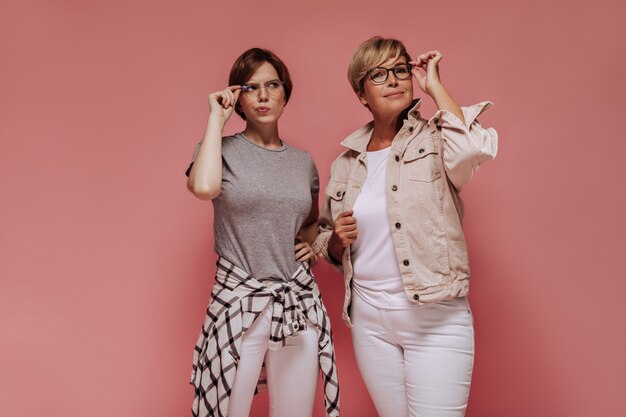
[395,222,401,229]
[433,117,440,124]
[336,191,342,197]
[419,148,425,154]
[403,259,410,266]
[395,155,400,162]
[391,185,398,191]
[413,294,420,301]
[408,126,414,132]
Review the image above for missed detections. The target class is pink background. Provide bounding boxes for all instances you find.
[1,0,625,416]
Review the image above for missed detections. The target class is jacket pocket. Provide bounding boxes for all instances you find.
[403,137,441,182]
[325,179,347,217]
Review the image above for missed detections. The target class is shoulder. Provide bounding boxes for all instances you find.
[284,143,316,166]
[329,149,357,180]
[220,133,249,158]
[221,133,241,148]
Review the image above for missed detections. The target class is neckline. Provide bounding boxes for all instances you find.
[239,132,287,152]
[366,146,391,155]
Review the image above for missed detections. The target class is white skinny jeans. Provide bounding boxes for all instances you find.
[227,304,319,417]
[351,290,475,417]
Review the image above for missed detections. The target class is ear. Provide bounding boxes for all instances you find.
[357,90,368,106]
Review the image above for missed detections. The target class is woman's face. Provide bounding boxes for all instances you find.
[238,61,286,124]
[359,55,413,118]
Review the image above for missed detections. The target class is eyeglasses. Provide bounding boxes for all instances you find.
[365,64,412,85]
[241,80,284,96]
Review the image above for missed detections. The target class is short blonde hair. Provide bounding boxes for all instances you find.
[347,36,412,94]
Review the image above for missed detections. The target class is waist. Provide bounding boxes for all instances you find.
[215,255,314,294]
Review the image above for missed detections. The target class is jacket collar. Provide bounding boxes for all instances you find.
[340,98,423,152]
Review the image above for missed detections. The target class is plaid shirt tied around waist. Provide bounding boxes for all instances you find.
[190,256,340,417]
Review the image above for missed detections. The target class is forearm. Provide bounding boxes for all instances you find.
[187,115,225,200]
[429,85,465,126]
[327,234,344,264]
[299,219,319,245]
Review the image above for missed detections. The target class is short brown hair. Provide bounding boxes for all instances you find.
[347,37,412,95]
[228,48,293,120]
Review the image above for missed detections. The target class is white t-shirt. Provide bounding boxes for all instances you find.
[351,147,417,309]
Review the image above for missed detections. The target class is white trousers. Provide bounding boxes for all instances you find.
[351,290,475,417]
[227,305,319,417]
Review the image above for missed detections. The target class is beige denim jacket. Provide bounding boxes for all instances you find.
[313,99,498,327]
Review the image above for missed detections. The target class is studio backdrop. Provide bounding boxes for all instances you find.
[1,1,625,416]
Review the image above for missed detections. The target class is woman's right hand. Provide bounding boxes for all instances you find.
[330,210,358,248]
[327,210,357,263]
[208,85,241,124]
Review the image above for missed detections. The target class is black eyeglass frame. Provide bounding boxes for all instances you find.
[364,63,413,85]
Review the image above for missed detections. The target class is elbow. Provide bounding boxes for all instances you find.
[187,180,220,200]
[466,127,498,160]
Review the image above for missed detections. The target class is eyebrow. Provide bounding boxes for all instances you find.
[376,60,407,68]
[244,78,281,84]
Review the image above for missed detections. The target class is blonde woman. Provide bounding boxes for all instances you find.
[314,37,498,417]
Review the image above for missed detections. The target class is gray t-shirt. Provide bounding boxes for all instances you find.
[188,133,319,281]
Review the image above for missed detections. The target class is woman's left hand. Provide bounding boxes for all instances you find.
[410,51,444,96]
[295,241,318,266]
